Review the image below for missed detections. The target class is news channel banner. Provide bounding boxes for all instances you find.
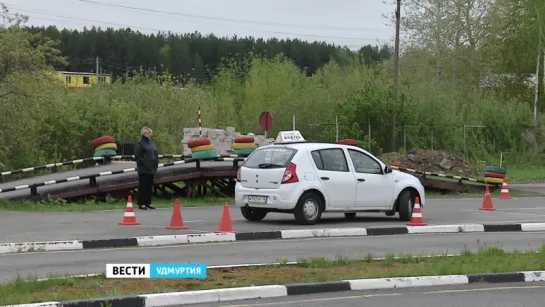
[106,263,207,278]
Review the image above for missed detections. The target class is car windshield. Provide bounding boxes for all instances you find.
[243,147,297,169]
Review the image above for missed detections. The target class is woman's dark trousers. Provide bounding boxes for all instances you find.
[138,173,154,206]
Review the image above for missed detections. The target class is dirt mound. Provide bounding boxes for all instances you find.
[379,148,481,178]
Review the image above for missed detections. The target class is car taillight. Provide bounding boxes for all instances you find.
[236,168,241,182]
[281,163,299,184]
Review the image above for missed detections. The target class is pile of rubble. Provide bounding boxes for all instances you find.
[379,148,481,178]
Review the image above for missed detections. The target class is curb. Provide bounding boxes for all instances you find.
[7,270,545,307]
[2,222,545,255]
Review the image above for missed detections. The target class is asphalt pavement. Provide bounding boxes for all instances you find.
[0,160,236,200]
[192,282,545,307]
[2,197,545,243]
[1,231,544,282]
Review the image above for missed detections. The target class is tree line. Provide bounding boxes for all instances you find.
[25,25,393,83]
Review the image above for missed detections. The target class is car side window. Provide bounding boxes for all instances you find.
[311,151,324,170]
[311,149,349,172]
[348,149,383,174]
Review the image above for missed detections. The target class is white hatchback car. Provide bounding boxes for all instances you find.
[234,131,426,225]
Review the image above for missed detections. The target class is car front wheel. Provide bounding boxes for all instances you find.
[240,206,268,222]
[398,190,414,221]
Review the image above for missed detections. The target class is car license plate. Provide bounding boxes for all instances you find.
[248,196,267,204]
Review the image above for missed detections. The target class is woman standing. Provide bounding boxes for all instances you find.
[134,126,159,210]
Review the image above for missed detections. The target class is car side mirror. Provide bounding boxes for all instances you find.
[384,165,393,174]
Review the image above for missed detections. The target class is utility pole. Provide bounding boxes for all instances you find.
[335,116,339,141]
[435,0,441,83]
[391,0,401,152]
[95,56,100,83]
[534,39,541,127]
[533,4,544,127]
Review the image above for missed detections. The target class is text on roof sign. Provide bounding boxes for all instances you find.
[276,130,305,143]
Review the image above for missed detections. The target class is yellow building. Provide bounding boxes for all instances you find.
[56,71,112,90]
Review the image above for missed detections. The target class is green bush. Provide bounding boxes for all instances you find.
[1,55,541,170]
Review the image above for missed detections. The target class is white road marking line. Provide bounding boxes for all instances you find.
[421,285,545,294]
[496,206,545,211]
[135,226,211,233]
[20,206,228,214]
[471,219,545,224]
[137,220,204,225]
[470,210,545,218]
[218,293,404,306]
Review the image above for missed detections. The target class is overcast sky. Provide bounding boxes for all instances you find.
[1,0,395,49]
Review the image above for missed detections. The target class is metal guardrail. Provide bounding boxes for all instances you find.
[390,165,487,184]
[0,154,243,183]
[1,156,491,197]
[0,157,245,195]
[1,156,106,177]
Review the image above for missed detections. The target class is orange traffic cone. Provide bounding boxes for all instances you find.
[118,195,141,225]
[498,179,512,199]
[407,197,427,226]
[165,199,188,230]
[480,185,496,211]
[215,202,236,233]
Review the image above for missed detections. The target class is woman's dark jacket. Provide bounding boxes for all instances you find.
[134,136,159,175]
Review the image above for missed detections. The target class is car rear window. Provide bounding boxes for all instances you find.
[243,147,298,169]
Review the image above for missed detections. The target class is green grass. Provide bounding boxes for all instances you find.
[3,245,545,304]
[409,165,545,184]
[505,166,545,183]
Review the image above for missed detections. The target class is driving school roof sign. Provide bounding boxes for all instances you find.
[275,130,306,144]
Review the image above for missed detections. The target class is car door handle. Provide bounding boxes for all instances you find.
[357,178,365,182]
[321,177,330,180]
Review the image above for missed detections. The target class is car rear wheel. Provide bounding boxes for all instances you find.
[294,192,323,225]
[398,190,414,221]
[240,206,268,222]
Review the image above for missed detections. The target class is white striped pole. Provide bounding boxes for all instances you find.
[198,106,202,138]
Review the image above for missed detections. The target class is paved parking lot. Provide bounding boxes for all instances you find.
[2,196,545,243]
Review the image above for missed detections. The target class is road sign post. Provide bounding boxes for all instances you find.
[259,112,273,139]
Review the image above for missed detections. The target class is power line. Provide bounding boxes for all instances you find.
[4,9,167,33]
[4,5,388,42]
[75,0,385,32]
[5,12,378,50]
